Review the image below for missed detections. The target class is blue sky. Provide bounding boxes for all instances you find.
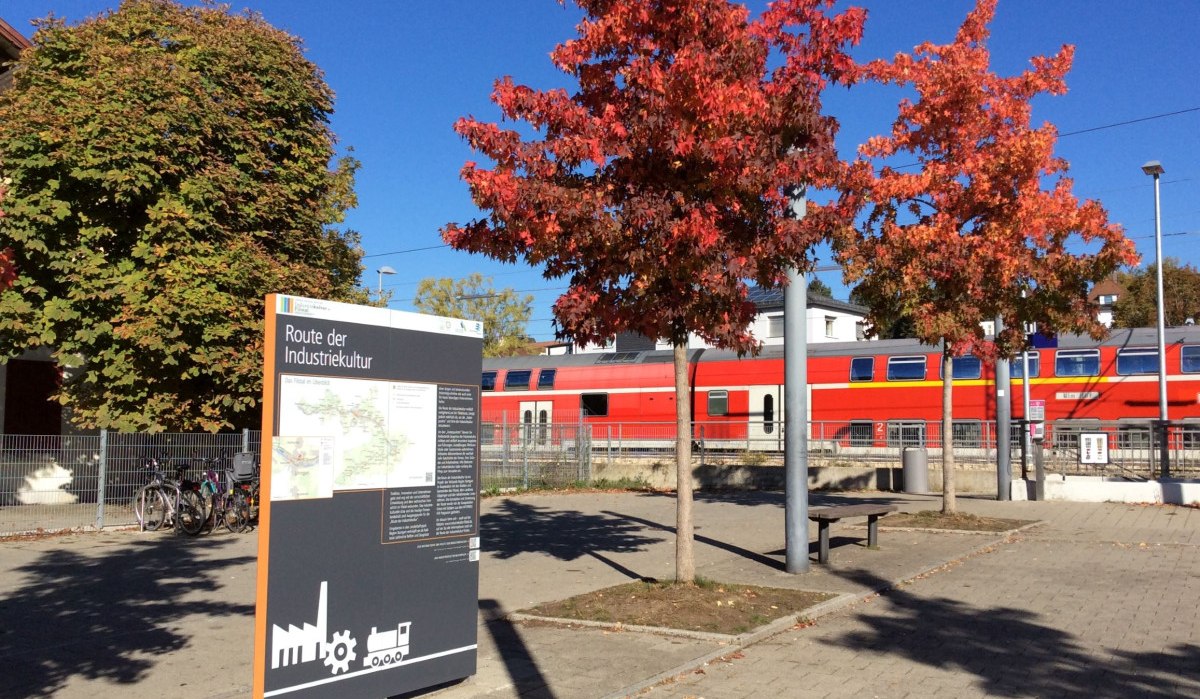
[5,1,1198,341]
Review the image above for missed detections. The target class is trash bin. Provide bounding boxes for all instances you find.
[902,447,929,494]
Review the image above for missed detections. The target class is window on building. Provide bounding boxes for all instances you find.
[887,356,927,381]
[1010,352,1040,379]
[481,371,497,391]
[1055,349,1100,377]
[825,316,836,337]
[849,421,873,447]
[504,370,532,390]
[580,393,608,417]
[941,355,982,380]
[768,315,784,338]
[1116,348,1159,376]
[1182,346,1200,374]
[708,390,728,417]
[537,369,556,389]
[850,357,874,382]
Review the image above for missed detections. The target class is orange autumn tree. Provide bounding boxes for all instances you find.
[836,0,1136,511]
[445,0,864,581]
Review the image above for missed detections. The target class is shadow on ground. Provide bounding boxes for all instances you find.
[480,498,663,566]
[0,535,254,697]
[830,568,1200,698]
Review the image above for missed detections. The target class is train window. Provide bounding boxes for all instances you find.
[581,393,608,417]
[708,390,728,417]
[887,356,927,381]
[940,355,982,380]
[481,371,497,391]
[537,369,556,389]
[952,421,982,448]
[1117,420,1153,449]
[886,421,925,447]
[850,357,874,382]
[1116,348,1159,376]
[1051,420,1101,450]
[504,370,532,390]
[1010,351,1040,379]
[1182,421,1200,448]
[849,421,873,447]
[1055,349,1100,377]
[1182,346,1200,373]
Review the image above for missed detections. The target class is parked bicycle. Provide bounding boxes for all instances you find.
[198,455,252,533]
[133,456,207,536]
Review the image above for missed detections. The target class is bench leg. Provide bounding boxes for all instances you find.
[867,515,880,549]
[818,520,831,563]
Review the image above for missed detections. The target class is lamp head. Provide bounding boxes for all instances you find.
[1141,160,1165,176]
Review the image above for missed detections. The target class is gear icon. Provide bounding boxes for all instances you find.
[324,630,357,675]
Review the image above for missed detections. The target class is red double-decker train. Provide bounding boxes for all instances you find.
[480,327,1200,452]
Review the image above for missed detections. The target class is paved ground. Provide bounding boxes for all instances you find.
[1,491,1197,698]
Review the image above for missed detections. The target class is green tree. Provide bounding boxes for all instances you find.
[413,274,535,357]
[0,0,365,432]
[848,284,915,339]
[807,277,833,298]
[445,0,863,580]
[1111,259,1200,328]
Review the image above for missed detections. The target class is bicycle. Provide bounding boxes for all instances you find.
[134,457,207,536]
[198,456,252,533]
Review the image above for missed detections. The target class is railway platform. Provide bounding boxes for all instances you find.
[1,490,1197,698]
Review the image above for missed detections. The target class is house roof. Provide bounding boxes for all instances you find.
[1088,277,1126,304]
[0,17,32,92]
[746,286,868,315]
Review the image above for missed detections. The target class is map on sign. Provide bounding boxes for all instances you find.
[276,374,437,499]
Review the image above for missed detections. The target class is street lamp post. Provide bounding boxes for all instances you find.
[377,265,396,295]
[1141,160,1169,477]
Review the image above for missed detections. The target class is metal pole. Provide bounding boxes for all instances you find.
[1151,171,1170,479]
[95,429,109,530]
[784,185,809,574]
[994,316,1011,500]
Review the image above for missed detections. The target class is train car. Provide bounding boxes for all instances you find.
[481,327,1200,453]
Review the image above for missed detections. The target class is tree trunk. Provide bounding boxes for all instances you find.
[942,345,957,513]
[673,342,695,582]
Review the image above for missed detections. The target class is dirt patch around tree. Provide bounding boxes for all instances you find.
[882,510,1036,532]
[521,579,836,636]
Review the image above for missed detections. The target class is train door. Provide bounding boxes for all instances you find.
[747,386,784,450]
[518,400,553,446]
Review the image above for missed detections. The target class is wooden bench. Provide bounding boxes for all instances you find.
[808,504,898,563]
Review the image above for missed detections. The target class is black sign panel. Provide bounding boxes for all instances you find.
[253,296,482,698]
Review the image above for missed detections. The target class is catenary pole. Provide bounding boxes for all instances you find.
[784,185,809,574]
[994,315,1011,500]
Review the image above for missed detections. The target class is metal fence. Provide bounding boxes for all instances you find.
[4,419,1197,535]
[0,430,259,535]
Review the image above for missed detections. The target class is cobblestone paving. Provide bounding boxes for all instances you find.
[643,505,1200,699]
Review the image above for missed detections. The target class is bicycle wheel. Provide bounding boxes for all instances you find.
[221,490,252,533]
[136,486,167,532]
[176,488,207,536]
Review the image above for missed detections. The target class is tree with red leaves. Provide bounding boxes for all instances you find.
[445,0,864,581]
[836,0,1137,511]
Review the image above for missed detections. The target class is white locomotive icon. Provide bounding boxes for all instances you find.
[364,622,412,668]
[270,581,414,676]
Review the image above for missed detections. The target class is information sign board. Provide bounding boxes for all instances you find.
[1079,432,1110,465]
[1028,399,1045,422]
[253,295,483,699]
